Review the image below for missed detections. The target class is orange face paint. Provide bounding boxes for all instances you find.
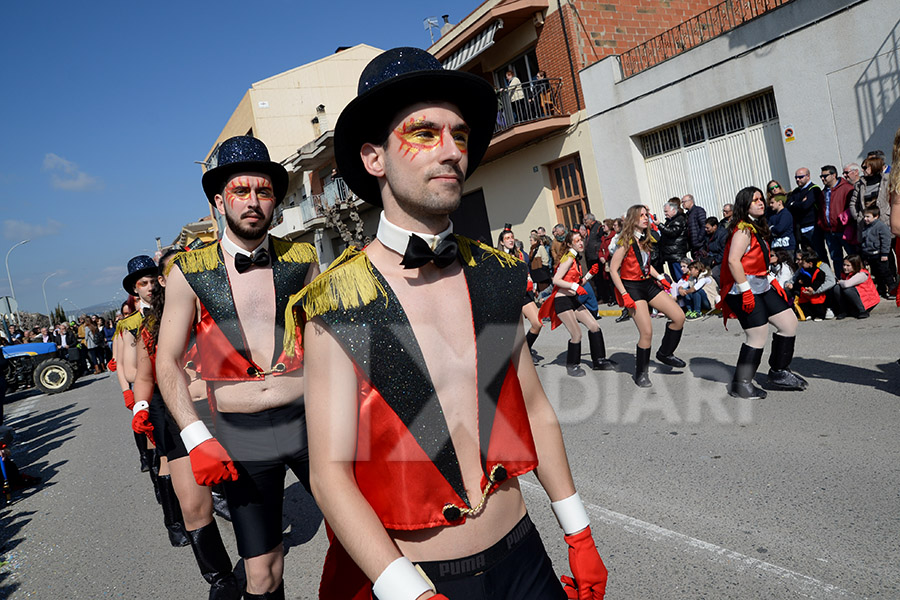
[393,116,469,161]
[224,175,275,208]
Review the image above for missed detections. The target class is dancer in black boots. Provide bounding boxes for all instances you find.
[538,230,615,376]
[609,205,687,387]
[132,250,241,598]
[717,187,807,399]
[498,228,544,362]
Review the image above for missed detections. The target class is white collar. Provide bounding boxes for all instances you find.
[220,230,268,258]
[139,299,151,312]
[376,212,454,256]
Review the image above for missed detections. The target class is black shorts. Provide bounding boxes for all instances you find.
[523,290,536,307]
[418,514,566,599]
[623,278,663,303]
[215,401,311,558]
[724,286,791,329]
[553,294,582,314]
[148,389,188,461]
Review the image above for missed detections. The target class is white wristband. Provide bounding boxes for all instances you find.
[180,420,213,453]
[735,280,751,293]
[372,557,432,600]
[132,401,149,415]
[569,282,580,292]
[551,492,590,535]
[583,273,594,282]
[656,273,665,281]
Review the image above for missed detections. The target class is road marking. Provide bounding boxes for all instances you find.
[5,396,43,424]
[520,480,851,598]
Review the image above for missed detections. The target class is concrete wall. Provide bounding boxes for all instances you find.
[579,0,899,218]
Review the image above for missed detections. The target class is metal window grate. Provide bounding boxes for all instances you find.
[681,116,706,146]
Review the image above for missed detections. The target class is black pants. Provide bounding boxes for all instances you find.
[864,253,896,296]
[831,286,868,317]
[417,515,566,599]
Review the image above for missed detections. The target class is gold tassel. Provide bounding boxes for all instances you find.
[282,246,388,355]
[736,221,758,234]
[456,236,519,268]
[173,243,222,274]
[272,238,318,264]
[114,312,143,338]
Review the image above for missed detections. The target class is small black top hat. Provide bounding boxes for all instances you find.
[334,47,497,206]
[123,255,158,295]
[201,136,288,205]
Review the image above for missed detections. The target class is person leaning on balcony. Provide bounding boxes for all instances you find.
[505,70,526,123]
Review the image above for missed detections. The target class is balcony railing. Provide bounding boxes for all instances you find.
[620,0,793,78]
[495,78,564,134]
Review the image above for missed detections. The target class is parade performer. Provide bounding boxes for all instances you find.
[157,136,319,600]
[498,228,544,361]
[298,47,607,600]
[114,257,158,474]
[609,205,686,387]
[718,187,808,399]
[538,230,614,376]
[132,250,240,599]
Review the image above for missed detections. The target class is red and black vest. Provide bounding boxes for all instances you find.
[172,237,317,381]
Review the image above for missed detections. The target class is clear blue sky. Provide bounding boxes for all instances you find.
[0,0,479,315]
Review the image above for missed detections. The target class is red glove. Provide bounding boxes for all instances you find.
[575,285,587,296]
[189,439,239,486]
[107,358,117,372]
[561,526,608,599]
[588,263,600,276]
[527,279,534,292]
[657,277,672,291]
[621,292,636,309]
[770,278,789,304]
[122,389,135,410]
[131,407,154,446]
[742,289,755,313]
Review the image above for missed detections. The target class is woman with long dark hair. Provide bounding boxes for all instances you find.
[132,249,241,598]
[718,187,807,399]
[498,227,545,360]
[539,230,614,376]
[609,205,686,387]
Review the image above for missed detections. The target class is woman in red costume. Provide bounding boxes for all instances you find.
[538,230,614,376]
[132,250,241,599]
[609,205,686,387]
[718,187,807,399]
[498,228,544,361]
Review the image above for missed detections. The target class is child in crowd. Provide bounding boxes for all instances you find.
[832,254,880,319]
[789,250,836,321]
[859,207,896,299]
[678,260,718,319]
[771,250,797,302]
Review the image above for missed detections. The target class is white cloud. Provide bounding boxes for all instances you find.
[58,280,78,289]
[43,153,103,191]
[93,265,126,286]
[2,218,63,240]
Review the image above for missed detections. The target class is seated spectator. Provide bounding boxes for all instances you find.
[767,189,795,253]
[678,261,718,319]
[859,206,896,299]
[789,250,837,320]
[832,254,880,319]
[771,250,798,302]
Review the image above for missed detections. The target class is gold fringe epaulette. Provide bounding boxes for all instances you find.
[169,242,221,275]
[272,238,318,264]
[736,221,758,234]
[456,236,521,268]
[282,246,388,355]
[114,311,143,338]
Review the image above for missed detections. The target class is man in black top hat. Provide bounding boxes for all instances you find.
[157,136,319,599]
[302,47,607,600]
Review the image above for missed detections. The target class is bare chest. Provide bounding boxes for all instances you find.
[224,261,276,364]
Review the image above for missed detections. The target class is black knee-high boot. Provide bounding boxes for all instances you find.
[588,330,615,370]
[767,334,808,390]
[566,341,585,377]
[147,447,161,504]
[655,324,686,368]
[136,432,150,472]
[633,346,651,387]
[157,474,189,547]
[525,330,539,349]
[729,344,766,399]
[244,580,284,600]
[211,484,231,522]
[187,521,241,600]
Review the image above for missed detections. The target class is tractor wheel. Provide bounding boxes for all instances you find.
[33,358,74,395]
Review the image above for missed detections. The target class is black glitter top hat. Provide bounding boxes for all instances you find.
[334,47,497,206]
[123,255,157,294]
[201,136,288,205]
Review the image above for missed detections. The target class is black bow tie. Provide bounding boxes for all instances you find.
[400,234,458,269]
[234,248,270,273]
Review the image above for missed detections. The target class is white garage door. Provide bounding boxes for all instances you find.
[641,91,789,219]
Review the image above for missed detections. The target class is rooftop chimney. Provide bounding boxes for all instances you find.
[440,14,454,36]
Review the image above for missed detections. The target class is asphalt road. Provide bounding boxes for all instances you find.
[1,303,898,599]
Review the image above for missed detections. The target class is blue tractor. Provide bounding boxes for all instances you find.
[2,342,79,395]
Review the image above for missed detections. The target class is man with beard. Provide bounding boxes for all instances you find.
[156,136,319,600]
[298,47,607,600]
